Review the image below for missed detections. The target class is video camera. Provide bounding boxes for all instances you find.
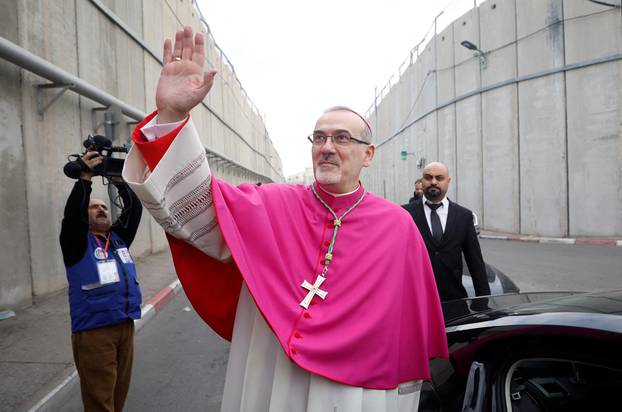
[63,135,129,179]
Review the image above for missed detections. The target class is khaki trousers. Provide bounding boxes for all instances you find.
[71,319,134,412]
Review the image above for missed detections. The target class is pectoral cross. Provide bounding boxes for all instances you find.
[299,275,328,309]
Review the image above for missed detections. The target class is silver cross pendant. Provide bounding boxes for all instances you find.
[299,275,328,309]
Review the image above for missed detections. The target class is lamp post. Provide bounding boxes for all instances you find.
[460,40,487,69]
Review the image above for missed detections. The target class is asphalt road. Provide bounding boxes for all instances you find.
[479,238,622,293]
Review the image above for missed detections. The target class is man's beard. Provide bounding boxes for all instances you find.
[315,168,341,186]
[424,187,442,200]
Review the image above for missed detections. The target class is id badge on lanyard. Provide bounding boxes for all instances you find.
[96,259,120,285]
[93,233,120,285]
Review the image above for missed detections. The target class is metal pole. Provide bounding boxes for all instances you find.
[0,36,145,120]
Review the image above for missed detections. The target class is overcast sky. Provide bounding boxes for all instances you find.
[196,0,474,177]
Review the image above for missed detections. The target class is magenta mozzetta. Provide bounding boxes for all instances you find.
[208,179,448,388]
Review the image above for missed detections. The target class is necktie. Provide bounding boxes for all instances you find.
[426,201,443,242]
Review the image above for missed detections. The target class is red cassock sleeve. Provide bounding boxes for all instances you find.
[131,111,242,341]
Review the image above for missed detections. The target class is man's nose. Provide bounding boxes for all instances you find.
[319,137,337,153]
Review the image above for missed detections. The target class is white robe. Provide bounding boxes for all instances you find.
[123,117,422,412]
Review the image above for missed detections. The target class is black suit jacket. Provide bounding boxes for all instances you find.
[403,198,490,301]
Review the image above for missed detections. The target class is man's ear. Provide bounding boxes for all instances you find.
[363,144,376,167]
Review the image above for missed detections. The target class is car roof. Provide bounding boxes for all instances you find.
[443,289,622,333]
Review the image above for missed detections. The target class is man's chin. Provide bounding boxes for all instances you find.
[90,222,111,232]
[315,172,341,186]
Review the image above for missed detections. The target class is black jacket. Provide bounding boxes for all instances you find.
[403,198,490,301]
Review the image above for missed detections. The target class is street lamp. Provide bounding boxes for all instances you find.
[460,40,487,69]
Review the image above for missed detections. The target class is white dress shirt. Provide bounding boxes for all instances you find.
[422,195,449,234]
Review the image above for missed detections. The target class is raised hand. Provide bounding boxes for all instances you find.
[156,26,217,123]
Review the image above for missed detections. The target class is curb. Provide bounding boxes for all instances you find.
[28,279,182,412]
[135,279,182,332]
[481,234,622,247]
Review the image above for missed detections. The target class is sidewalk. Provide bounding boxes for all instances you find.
[480,230,622,247]
[0,249,180,412]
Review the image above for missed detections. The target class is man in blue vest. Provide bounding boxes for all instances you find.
[59,151,142,411]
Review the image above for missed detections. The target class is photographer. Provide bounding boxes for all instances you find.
[59,151,142,412]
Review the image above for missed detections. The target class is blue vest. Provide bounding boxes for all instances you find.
[65,231,142,333]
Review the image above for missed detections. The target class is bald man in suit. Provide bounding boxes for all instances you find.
[403,162,490,301]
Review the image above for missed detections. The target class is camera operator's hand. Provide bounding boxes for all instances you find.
[80,151,103,181]
[155,26,217,124]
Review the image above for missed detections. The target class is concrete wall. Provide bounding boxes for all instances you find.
[0,0,32,308]
[364,0,621,239]
[0,0,283,308]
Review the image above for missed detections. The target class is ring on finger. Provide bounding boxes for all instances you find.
[173,56,182,61]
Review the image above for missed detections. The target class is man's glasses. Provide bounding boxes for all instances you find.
[307,133,369,146]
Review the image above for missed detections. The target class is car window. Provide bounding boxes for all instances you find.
[504,358,622,411]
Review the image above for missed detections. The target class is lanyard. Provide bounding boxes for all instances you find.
[92,232,111,257]
[311,184,366,272]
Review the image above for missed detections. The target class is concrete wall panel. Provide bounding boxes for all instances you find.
[436,25,455,104]
[22,81,82,297]
[142,0,164,55]
[563,0,614,19]
[482,84,519,232]
[398,114,438,203]
[375,95,392,143]
[163,2,182,51]
[437,105,457,202]
[480,0,516,52]
[564,8,622,65]
[454,9,482,96]
[516,0,563,39]
[455,95,483,216]
[19,0,82,297]
[115,31,147,112]
[395,68,414,131]
[105,0,143,35]
[567,62,622,236]
[482,44,517,87]
[456,59,481,97]
[415,42,437,117]
[519,74,567,236]
[77,1,118,97]
[516,0,564,75]
[0,0,32,307]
